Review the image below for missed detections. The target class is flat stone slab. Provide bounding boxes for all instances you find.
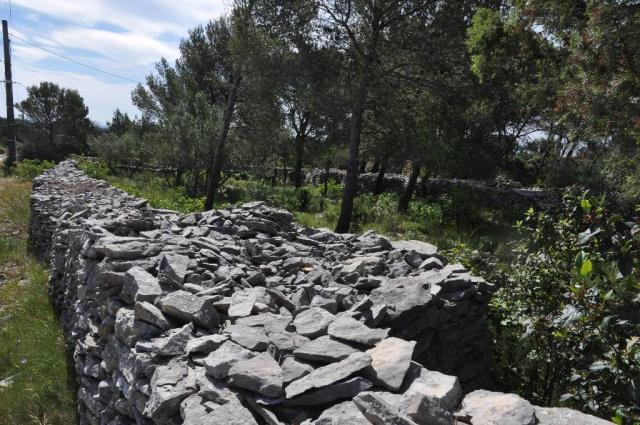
[285,352,372,399]
[226,324,270,351]
[293,335,358,362]
[461,390,537,425]
[123,266,162,303]
[353,391,418,425]
[293,307,335,338]
[204,341,255,379]
[228,352,284,398]
[366,337,416,391]
[286,376,372,407]
[158,290,219,329]
[328,316,389,346]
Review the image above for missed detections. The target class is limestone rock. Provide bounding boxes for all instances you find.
[204,341,255,379]
[293,335,358,363]
[312,401,370,425]
[366,337,416,391]
[460,390,537,425]
[228,352,284,397]
[534,407,613,425]
[286,376,372,407]
[134,301,171,330]
[122,266,162,304]
[353,391,418,425]
[327,316,389,346]
[293,307,335,338]
[144,359,198,422]
[285,352,371,399]
[226,324,270,351]
[158,253,190,286]
[158,290,219,329]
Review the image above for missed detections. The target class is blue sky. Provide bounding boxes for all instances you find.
[2,0,228,124]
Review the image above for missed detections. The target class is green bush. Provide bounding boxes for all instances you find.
[486,191,640,424]
[13,159,55,180]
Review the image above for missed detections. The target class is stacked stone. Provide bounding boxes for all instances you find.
[29,161,609,425]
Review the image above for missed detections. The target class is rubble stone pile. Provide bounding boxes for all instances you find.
[29,161,610,425]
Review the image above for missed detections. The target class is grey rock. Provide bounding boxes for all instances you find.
[293,335,358,362]
[158,290,219,329]
[185,334,229,354]
[134,301,171,330]
[534,407,613,425]
[461,390,537,425]
[286,376,372,407]
[94,237,163,260]
[327,316,389,346]
[144,359,198,422]
[391,240,438,257]
[122,266,162,304]
[228,352,284,397]
[312,401,370,425]
[204,341,255,379]
[136,322,193,356]
[293,307,335,338]
[226,324,270,351]
[228,287,265,318]
[285,352,372,399]
[281,356,314,384]
[114,308,162,346]
[159,253,190,286]
[366,337,416,391]
[406,393,453,425]
[402,363,463,410]
[353,391,418,425]
[267,328,309,352]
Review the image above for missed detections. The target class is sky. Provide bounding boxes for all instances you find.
[2,0,228,124]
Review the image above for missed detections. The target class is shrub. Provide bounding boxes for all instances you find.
[13,159,55,180]
[488,191,640,424]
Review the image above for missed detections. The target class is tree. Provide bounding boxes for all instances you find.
[17,82,93,161]
[309,0,439,233]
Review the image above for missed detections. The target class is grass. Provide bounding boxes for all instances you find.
[0,178,75,425]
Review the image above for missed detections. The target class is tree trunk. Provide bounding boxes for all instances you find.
[322,156,331,197]
[204,72,241,210]
[335,80,368,233]
[373,158,387,195]
[293,120,308,188]
[398,161,422,213]
[359,159,367,173]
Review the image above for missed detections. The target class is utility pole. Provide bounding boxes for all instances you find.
[2,19,16,171]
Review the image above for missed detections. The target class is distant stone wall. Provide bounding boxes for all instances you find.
[28,161,609,425]
[305,169,561,210]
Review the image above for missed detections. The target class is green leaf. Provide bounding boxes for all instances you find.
[580,259,593,276]
[575,251,585,270]
[581,198,592,212]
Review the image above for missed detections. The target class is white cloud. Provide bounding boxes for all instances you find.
[48,27,178,65]
[5,0,229,123]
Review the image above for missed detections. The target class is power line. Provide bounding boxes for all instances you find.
[9,31,141,84]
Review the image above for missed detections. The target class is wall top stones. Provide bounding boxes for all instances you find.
[28,160,610,425]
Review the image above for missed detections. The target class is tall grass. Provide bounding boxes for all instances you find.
[0,178,75,425]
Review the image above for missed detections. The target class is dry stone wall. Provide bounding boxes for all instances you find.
[305,169,561,210]
[29,161,610,425]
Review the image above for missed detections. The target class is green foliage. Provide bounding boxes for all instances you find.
[13,159,55,181]
[484,192,640,423]
[17,81,93,162]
